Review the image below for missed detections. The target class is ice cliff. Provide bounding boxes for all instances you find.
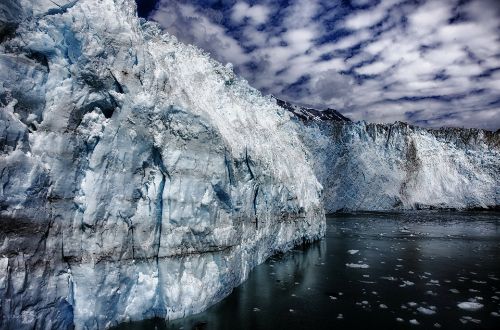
[0,0,325,328]
[292,114,499,213]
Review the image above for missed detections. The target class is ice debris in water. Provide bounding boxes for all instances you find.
[347,250,359,255]
[346,263,370,269]
[460,316,481,324]
[457,302,484,311]
[417,307,436,315]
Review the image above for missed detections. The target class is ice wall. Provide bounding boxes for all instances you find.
[0,0,325,328]
[297,120,499,213]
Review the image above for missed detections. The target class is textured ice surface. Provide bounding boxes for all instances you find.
[293,120,499,212]
[0,0,324,328]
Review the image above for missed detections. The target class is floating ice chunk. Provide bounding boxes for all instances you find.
[396,318,404,322]
[380,276,397,281]
[379,304,388,309]
[457,302,483,311]
[347,250,359,255]
[409,319,420,325]
[346,263,369,269]
[434,323,441,328]
[417,307,436,315]
[491,312,499,317]
[461,316,481,324]
[337,313,343,319]
[253,307,260,312]
[449,289,460,294]
[400,280,414,287]
[408,302,418,307]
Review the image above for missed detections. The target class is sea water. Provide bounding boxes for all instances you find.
[114,211,500,329]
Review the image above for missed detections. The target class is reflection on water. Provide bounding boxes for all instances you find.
[114,211,500,330]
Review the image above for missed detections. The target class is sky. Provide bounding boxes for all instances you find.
[136,0,500,130]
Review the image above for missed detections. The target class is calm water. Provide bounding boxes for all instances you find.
[115,212,500,330]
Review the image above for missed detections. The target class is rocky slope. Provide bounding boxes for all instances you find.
[0,1,325,329]
[274,98,350,122]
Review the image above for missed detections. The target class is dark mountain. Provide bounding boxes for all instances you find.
[275,98,350,122]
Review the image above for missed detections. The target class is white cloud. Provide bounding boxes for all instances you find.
[151,2,249,65]
[283,0,320,29]
[284,28,316,53]
[409,1,453,32]
[231,2,271,25]
[356,61,392,75]
[344,8,386,30]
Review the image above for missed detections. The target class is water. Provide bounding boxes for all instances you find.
[115,211,500,330]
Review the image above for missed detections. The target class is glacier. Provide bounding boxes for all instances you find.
[0,0,498,329]
[291,109,499,213]
[0,0,324,328]
[273,98,498,212]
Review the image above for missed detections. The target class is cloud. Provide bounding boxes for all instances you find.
[231,2,271,25]
[146,0,500,130]
[150,2,249,65]
[344,8,386,30]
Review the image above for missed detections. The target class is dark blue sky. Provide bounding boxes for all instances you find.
[137,0,500,130]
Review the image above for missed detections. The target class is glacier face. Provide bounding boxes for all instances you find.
[296,119,499,213]
[0,0,325,329]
